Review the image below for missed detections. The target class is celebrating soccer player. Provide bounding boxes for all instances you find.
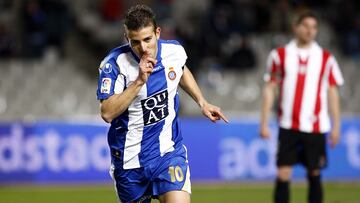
[96,4,228,203]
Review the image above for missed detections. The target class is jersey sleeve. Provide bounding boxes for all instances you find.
[328,55,344,87]
[178,44,188,68]
[263,49,282,83]
[160,40,188,72]
[96,57,123,100]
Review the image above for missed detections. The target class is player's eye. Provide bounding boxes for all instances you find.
[131,40,140,46]
[144,37,152,42]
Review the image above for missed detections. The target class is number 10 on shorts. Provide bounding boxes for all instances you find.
[168,166,184,182]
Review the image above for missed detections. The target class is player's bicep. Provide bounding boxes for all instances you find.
[328,56,344,87]
[179,65,191,87]
[264,50,282,82]
[96,60,123,100]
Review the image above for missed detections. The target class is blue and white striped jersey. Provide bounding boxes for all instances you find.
[97,39,187,169]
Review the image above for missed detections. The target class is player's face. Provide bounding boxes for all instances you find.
[125,24,160,59]
[295,17,318,44]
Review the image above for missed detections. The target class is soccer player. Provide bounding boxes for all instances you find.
[97,4,228,203]
[260,11,344,203]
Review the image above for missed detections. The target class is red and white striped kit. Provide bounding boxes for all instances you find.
[264,40,344,133]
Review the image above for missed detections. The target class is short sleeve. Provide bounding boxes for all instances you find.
[263,49,282,82]
[96,58,122,100]
[178,45,188,68]
[328,55,344,87]
[162,40,188,69]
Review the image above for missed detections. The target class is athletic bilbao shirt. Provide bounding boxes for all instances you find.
[97,39,187,169]
[264,40,344,133]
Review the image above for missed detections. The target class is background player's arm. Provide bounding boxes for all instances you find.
[260,81,277,139]
[328,85,341,148]
[100,53,156,123]
[180,65,228,123]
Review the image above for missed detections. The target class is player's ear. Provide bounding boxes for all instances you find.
[155,27,161,39]
[124,33,129,42]
[124,25,130,42]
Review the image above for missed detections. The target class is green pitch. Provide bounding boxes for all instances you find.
[1,182,359,203]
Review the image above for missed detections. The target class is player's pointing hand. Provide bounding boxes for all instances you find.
[201,102,229,123]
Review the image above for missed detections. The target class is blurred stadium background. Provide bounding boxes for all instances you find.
[0,0,359,202]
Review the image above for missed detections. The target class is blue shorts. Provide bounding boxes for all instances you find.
[109,145,191,203]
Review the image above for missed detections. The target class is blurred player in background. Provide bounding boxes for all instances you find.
[260,11,344,203]
[96,4,228,203]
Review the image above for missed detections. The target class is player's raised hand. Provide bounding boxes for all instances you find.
[201,103,229,123]
[138,51,157,84]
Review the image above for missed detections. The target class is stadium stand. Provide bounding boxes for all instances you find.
[0,0,359,120]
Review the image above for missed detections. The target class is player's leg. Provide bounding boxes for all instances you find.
[158,190,190,203]
[109,164,151,203]
[153,145,191,203]
[303,132,327,203]
[274,128,300,203]
[307,169,322,203]
[275,166,293,203]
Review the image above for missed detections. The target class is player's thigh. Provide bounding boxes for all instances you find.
[158,190,190,203]
[152,146,191,197]
[302,133,327,170]
[110,165,150,203]
[277,128,300,167]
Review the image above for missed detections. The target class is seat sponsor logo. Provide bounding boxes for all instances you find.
[141,90,169,126]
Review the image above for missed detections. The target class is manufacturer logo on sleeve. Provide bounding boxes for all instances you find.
[103,63,112,73]
[101,78,111,94]
[141,90,169,126]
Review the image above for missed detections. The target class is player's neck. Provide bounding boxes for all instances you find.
[296,39,312,49]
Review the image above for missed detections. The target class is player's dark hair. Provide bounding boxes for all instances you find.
[295,11,318,25]
[124,4,157,31]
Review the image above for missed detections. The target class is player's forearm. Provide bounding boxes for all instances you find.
[100,79,144,123]
[329,86,341,132]
[180,66,208,108]
[261,82,276,127]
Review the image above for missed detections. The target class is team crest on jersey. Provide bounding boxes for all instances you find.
[141,90,169,126]
[103,63,112,73]
[101,78,111,94]
[168,67,176,80]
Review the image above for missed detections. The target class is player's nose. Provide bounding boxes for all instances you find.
[140,42,147,53]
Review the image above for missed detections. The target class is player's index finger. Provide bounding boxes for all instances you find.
[147,57,157,65]
[141,51,150,59]
[218,111,229,123]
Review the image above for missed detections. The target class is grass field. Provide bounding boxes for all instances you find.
[1,182,359,203]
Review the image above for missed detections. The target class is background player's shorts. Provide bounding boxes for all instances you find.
[109,145,191,203]
[277,128,327,170]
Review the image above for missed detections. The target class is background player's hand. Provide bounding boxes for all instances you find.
[329,129,340,148]
[260,124,271,139]
[137,51,157,84]
[201,103,229,123]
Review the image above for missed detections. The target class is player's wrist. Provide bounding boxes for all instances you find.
[198,99,208,108]
[332,125,340,133]
[134,78,146,86]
